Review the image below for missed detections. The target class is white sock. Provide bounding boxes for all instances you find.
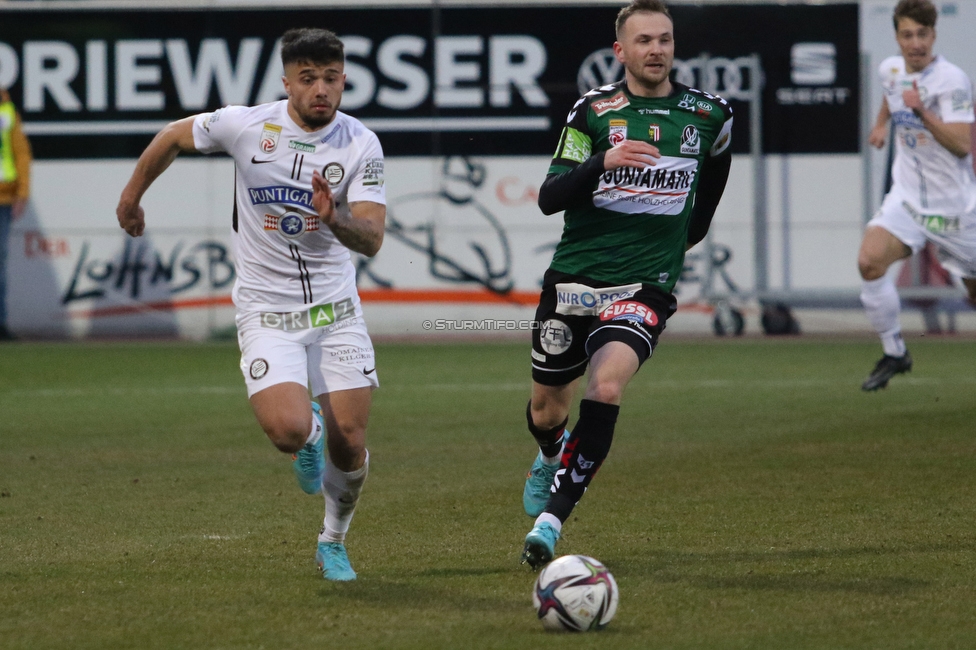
[541,435,565,465]
[318,450,369,544]
[535,512,562,533]
[860,276,907,356]
[305,407,323,447]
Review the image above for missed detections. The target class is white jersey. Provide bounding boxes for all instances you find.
[192,101,385,312]
[879,54,976,216]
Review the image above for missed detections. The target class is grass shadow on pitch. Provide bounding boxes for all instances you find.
[605,539,976,595]
[656,572,929,596]
[314,573,528,615]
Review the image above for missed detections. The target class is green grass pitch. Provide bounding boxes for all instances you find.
[2,336,976,649]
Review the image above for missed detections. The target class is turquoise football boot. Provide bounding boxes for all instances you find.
[522,430,568,517]
[521,521,560,570]
[316,541,357,581]
[292,401,325,495]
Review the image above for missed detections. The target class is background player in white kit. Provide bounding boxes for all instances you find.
[116,28,385,580]
[857,0,976,391]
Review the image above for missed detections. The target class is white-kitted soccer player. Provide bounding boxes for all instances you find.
[116,28,386,580]
[858,0,976,391]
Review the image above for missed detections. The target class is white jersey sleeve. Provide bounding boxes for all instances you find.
[192,106,251,154]
[936,66,975,124]
[345,131,386,205]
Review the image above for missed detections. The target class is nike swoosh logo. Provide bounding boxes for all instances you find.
[363,367,376,375]
[251,156,274,164]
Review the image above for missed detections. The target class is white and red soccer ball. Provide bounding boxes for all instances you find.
[532,555,619,632]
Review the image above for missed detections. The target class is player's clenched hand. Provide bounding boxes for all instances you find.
[311,170,336,226]
[116,199,146,237]
[902,80,924,114]
[868,123,887,149]
[603,140,661,171]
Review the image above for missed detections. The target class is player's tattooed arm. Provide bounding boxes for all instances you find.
[117,116,198,237]
[311,170,385,257]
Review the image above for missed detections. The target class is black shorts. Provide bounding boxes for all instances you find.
[530,269,677,386]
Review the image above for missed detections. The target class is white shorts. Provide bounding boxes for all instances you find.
[868,191,976,278]
[236,304,379,398]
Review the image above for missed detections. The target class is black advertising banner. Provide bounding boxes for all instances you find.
[0,4,858,159]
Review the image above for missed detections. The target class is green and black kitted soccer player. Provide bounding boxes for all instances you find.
[520,0,733,569]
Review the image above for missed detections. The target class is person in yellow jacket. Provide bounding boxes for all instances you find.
[0,87,31,341]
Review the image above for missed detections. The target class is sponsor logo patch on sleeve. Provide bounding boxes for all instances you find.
[362,158,384,186]
[591,92,630,116]
[559,127,593,163]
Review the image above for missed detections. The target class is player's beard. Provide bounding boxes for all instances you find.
[629,59,671,91]
[298,101,339,129]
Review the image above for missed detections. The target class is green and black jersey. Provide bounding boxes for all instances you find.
[545,80,733,292]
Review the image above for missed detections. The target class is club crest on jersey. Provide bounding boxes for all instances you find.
[264,212,320,238]
[608,120,627,147]
[260,123,281,153]
[323,162,345,186]
[592,92,630,116]
[249,358,269,380]
[680,125,700,155]
[599,301,658,326]
[648,124,661,141]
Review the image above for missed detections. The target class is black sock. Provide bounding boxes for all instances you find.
[544,399,619,523]
[526,401,568,459]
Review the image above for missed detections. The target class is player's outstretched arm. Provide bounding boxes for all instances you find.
[117,116,198,237]
[311,170,385,257]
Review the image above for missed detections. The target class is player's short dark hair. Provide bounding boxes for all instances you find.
[893,0,937,30]
[615,0,672,40]
[280,28,344,67]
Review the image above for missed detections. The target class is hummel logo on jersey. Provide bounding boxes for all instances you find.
[251,156,274,164]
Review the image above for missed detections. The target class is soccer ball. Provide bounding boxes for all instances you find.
[532,554,619,632]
